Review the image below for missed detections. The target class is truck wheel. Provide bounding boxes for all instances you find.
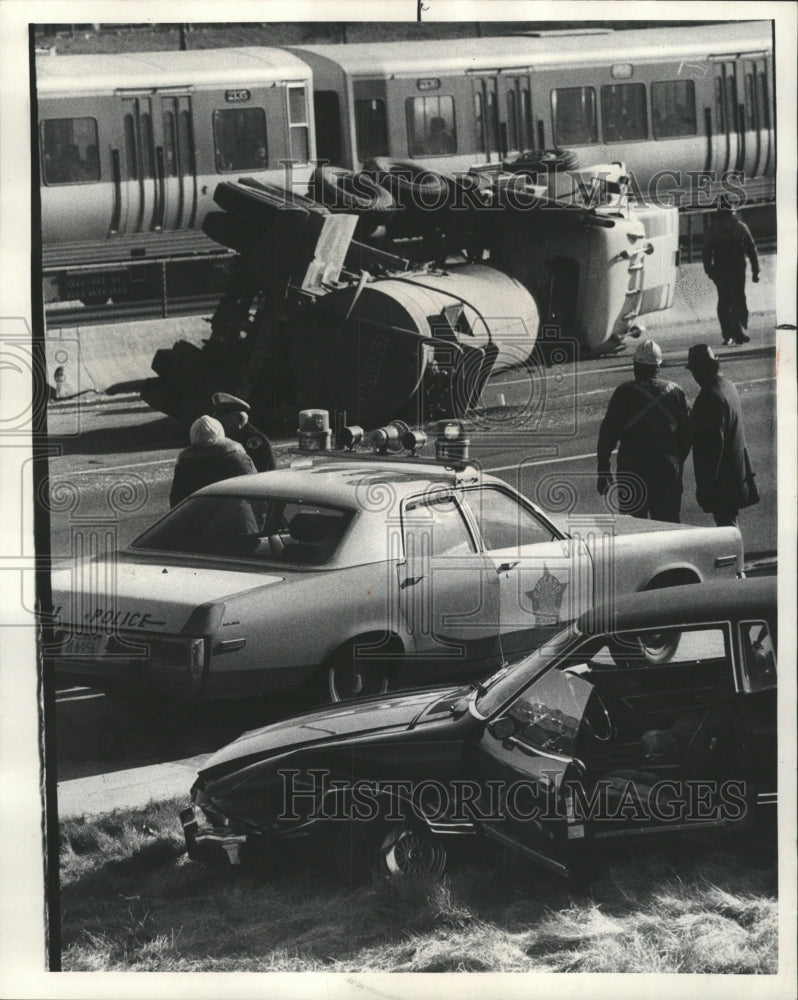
[326,639,390,703]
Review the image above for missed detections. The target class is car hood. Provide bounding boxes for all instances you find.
[200,684,469,774]
[49,556,283,634]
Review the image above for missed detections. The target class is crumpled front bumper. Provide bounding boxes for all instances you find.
[180,805,251,865]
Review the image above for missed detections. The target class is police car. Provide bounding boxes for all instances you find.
[47,416,745,705]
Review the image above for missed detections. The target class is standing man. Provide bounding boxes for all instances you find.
[170,416,255,507]
[686,344,758,527]
[597,340,691,523]
[211,392,276,473]
[702,198,760,346]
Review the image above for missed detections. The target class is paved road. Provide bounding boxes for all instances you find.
[45,311,779,808]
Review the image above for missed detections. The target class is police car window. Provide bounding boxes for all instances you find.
[463,487,556,551]
[213,108,268,172]
[403,494,475,557]
[738,621,776,692]
[406,96,457,157]
[601,83,647,142]
[552,87,597,146]
[41,117,100,184]
[131,496,352,565]
[651,80,697,138]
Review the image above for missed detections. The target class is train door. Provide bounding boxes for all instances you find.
[503,77,526,159]
[119,95,159,234]
[471,76,501,162]
[741,57,772,179]
[117,91,197,235]
[710,61,742,177]
[158,94,197,230]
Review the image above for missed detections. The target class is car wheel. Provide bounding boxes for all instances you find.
[374,822,447,881]
[327,640,390,703]
[609,630,681,666]
[334,819,447,885]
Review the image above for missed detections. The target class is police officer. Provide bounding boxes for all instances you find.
[702,198,760,346]
[597,340,691,523]
[686,344,758,527]
[211,392,275,473]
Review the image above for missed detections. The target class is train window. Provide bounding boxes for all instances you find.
[41,117,100,185]
[288,86,310,164]
[474,93,485,153]
[744,74,756,130]
[485,91,498,151]
[406,96,457,157]
[355,99,388,160]
[506,91,518,150]
[178,111,196,176]
[601,83,647,142]
[551,87,597,146]
[714,77,726,132]
[521,88,532,149]
[758,72,770,129]
[213,108,268,172]
[651,80,697,138]
[141,113,155,179]
[124,113,138,180]
[725,76,738,130]
[163,110,178,177]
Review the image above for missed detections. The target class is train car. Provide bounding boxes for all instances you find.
[36,47,315,303]
[289,21,774,204]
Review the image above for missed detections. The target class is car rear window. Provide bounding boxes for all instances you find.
[131,496,353,565]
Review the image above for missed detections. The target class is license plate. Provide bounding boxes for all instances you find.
[61,633,107,658]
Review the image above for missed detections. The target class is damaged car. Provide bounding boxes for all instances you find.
[181,577,777,882]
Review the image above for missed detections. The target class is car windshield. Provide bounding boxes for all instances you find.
[130,495,354,565]
[505,667,598,758]
[475,624,580,717]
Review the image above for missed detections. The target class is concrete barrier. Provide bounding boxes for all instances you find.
[45,315,209,399]
[45,255,775,398]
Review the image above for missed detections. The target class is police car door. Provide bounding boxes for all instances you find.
[461,484,592,660]
[397,490,502,680]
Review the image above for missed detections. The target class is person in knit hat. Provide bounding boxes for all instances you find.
[596,339,691,523]
[169,415,256,507]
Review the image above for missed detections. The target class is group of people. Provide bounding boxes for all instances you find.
[597,339,757,528]
[169,393,275,508]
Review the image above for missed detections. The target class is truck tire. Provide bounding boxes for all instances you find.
[503,147,579,179]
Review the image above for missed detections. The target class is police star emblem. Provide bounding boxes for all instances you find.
[528,565,568,624]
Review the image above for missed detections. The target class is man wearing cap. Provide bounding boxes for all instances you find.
[686,344,758,527]
[702,199,760,346]
[170,415,256,507]
[597,340,691,523]
[211,392,275,473]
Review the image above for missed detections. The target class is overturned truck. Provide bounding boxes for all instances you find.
[142,163,679,429]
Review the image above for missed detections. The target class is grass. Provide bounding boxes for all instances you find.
[59,797,778,972]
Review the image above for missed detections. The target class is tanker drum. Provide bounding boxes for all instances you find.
[300,264,539,426]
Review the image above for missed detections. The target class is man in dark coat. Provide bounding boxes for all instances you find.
[702,200,760,346]
[686,344,757,527]
[211,392,276,473]
[597,339,691,523]
[170,415,255,507]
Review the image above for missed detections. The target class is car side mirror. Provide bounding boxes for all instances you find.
[488,716,517,741]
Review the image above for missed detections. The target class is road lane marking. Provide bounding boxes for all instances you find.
[52,458,174,478]
[486,452,595,474]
